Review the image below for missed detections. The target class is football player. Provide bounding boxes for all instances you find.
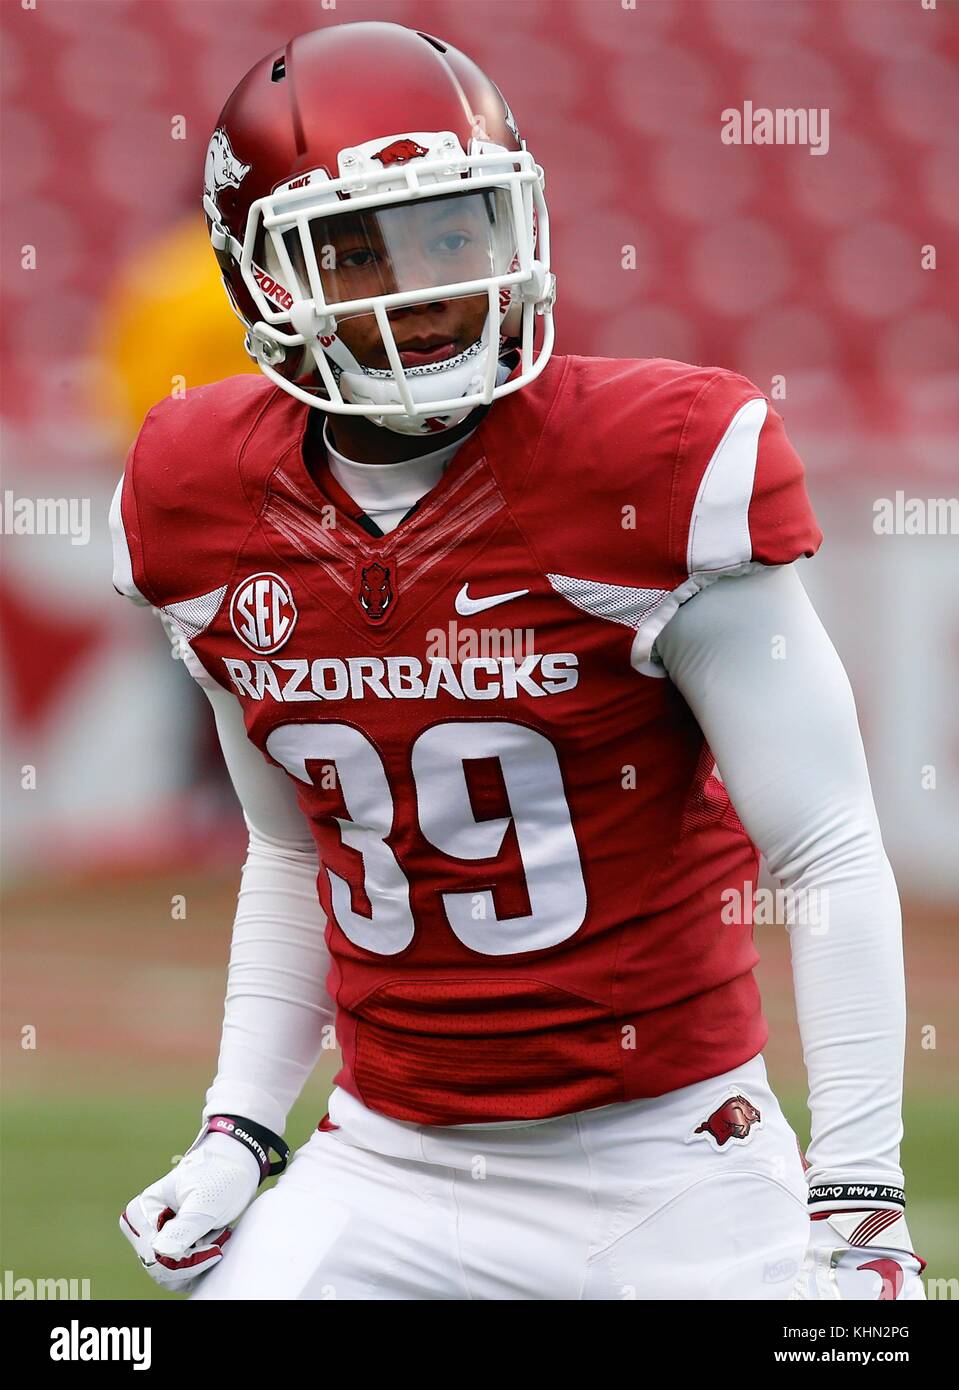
[114,22,923,1300]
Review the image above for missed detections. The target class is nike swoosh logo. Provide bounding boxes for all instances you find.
[455,582,530,616]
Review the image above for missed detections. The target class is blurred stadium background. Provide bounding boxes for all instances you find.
[2,0,957,1299]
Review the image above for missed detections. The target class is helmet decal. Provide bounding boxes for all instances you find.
[372,137,430,167]
[252,263,294,312]
[204,128,251,208]
[493,83,521,143]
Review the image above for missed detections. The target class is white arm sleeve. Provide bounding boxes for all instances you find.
[654,563,906,1191]
[199,676,336,1138]
[111,475,334,1136]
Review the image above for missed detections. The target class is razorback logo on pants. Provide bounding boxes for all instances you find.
[692,1094,762,1149]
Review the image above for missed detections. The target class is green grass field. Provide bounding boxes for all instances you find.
[3,873,956,1299]
[2,1082,335,1301]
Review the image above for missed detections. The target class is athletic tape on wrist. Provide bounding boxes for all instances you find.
[204,1114,290,1184]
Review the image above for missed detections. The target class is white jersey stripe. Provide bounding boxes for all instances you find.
[686,396,767,575]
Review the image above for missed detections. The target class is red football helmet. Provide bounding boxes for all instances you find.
[203,22,555,434]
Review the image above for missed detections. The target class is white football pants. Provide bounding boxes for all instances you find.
[191,1053,809,1300]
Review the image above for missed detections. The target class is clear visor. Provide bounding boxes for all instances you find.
[261,187,520,316]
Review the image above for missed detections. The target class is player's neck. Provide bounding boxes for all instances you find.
[316,411,482,467]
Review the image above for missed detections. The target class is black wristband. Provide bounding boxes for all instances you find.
[205,1114,290,1184]
[807,1181,905,1211]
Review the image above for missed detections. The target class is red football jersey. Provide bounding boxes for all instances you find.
[119,355,821,1124]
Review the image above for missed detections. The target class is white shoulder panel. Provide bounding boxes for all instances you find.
[686,395,767,575]
[627,395,769,677]
[109,475,149,605]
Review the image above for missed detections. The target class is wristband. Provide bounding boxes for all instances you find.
[204,1114,290,1184]
[807,1181,905,1212]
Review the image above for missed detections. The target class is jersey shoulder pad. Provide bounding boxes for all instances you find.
[670,365,822,581]
[118,374,289,609]
[516,356,821,591]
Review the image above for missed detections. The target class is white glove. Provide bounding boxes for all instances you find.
[120,1130,261,1292]
[790,1210,926,1301]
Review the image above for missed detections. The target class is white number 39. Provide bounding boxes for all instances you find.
[266,720,587,957]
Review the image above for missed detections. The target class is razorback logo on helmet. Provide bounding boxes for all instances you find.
[501,94,520,143]
[372,138,429,167]
[691,1094,763,1150]
[204,128,251,205]
[230,572,298,654]
[356,561,394,623]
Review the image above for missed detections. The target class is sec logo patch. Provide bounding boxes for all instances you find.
[230,572,297,654]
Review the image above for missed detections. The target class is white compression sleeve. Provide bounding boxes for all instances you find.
[198,676,336,1137]
[654,564,906,1191]
[150,607,336,1137]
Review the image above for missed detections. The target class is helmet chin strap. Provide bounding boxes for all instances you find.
[370,351,516,435]
[339,337,493,436]
[289,299,502,436]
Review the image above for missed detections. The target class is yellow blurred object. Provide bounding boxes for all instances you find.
[93,219,256,437]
